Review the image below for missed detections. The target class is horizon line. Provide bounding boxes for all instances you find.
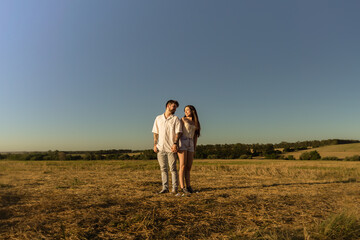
[1,138,358,153]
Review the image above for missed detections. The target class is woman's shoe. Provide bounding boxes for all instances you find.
[182,188,190,194]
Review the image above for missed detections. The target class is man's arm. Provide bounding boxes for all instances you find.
[175,132,182,143]
[171,117,182,153]
[171,132,182,153]
[153,133,159,153]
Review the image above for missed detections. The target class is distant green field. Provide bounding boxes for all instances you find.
[286,143,360,159]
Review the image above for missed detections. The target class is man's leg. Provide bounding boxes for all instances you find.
[168,152,178,192]
[157,151,169,192]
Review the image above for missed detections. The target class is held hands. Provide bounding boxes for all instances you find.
[171,144,178,153]
[153,144,178,153]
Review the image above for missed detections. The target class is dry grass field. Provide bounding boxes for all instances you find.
[287,143,360,159]
[1,159,360,239]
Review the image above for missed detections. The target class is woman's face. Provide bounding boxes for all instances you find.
[184,107,192,117]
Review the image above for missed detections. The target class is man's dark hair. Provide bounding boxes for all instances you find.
[166,100,179,108]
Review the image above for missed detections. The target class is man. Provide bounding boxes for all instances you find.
[152,100,182,194]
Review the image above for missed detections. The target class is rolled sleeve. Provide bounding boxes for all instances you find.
[175,117,182,134]
[152,118,159,134]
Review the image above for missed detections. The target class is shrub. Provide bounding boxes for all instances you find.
[344,155,360,161]
[264,153,281,159]
[119,154,131,160]
[299,152,310,160]
[299,151,321,160]
[322,156,340,160]
[66,155,83,160]
[283,147,295,153]
[285,155,295,160]
[239,154,251,159]
[140,150,157,160]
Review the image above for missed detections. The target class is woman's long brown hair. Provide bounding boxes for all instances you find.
[184,105,201,138]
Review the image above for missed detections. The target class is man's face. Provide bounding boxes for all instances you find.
[167,103,178,114]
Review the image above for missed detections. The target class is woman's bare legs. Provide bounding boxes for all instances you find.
[185,151,194,188]
[177,151,187,189]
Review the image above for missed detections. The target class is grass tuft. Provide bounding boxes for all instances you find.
[312,211,360,240]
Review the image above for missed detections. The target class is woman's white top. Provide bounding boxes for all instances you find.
[182,119,196,139]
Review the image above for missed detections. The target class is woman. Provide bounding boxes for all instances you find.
[177,105,201,194]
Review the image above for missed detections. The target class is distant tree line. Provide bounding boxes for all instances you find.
[0,150,157,161]
[194,139,360,160]
[64,149,133,155]
[1,139,359,161]
[275,139,359,152]
[194,143,280,159]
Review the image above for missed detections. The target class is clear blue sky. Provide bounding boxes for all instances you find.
[1,0,360,151]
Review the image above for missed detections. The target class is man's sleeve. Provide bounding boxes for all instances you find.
[175,117,182,133]
[152,117,158,134]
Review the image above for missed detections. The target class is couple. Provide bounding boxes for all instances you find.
[152,100,201,195]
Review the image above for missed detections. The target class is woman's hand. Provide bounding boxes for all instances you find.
[171,144,178,153]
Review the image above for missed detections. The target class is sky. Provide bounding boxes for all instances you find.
[1,0,360,151]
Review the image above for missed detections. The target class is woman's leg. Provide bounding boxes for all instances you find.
[185,151,194,188]
[177,151,187,189]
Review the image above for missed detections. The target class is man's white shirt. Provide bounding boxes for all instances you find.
[152,114,182,152]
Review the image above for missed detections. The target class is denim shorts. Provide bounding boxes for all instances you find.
[179,137,194,152]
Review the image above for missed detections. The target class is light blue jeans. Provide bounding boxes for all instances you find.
[157,151,178,191]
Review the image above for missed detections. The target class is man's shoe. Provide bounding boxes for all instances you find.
[187,186,194,193]
[171,188,178,194]
[159,189,169,194]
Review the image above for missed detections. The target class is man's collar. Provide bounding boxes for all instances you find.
[163,113,174,120]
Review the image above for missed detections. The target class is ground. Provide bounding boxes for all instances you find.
[1,159,360,239]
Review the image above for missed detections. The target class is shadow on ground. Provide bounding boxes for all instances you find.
[199,178,357,192]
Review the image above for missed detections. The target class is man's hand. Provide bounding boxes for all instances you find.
[153,133,159,153]
[171,144,178,153]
